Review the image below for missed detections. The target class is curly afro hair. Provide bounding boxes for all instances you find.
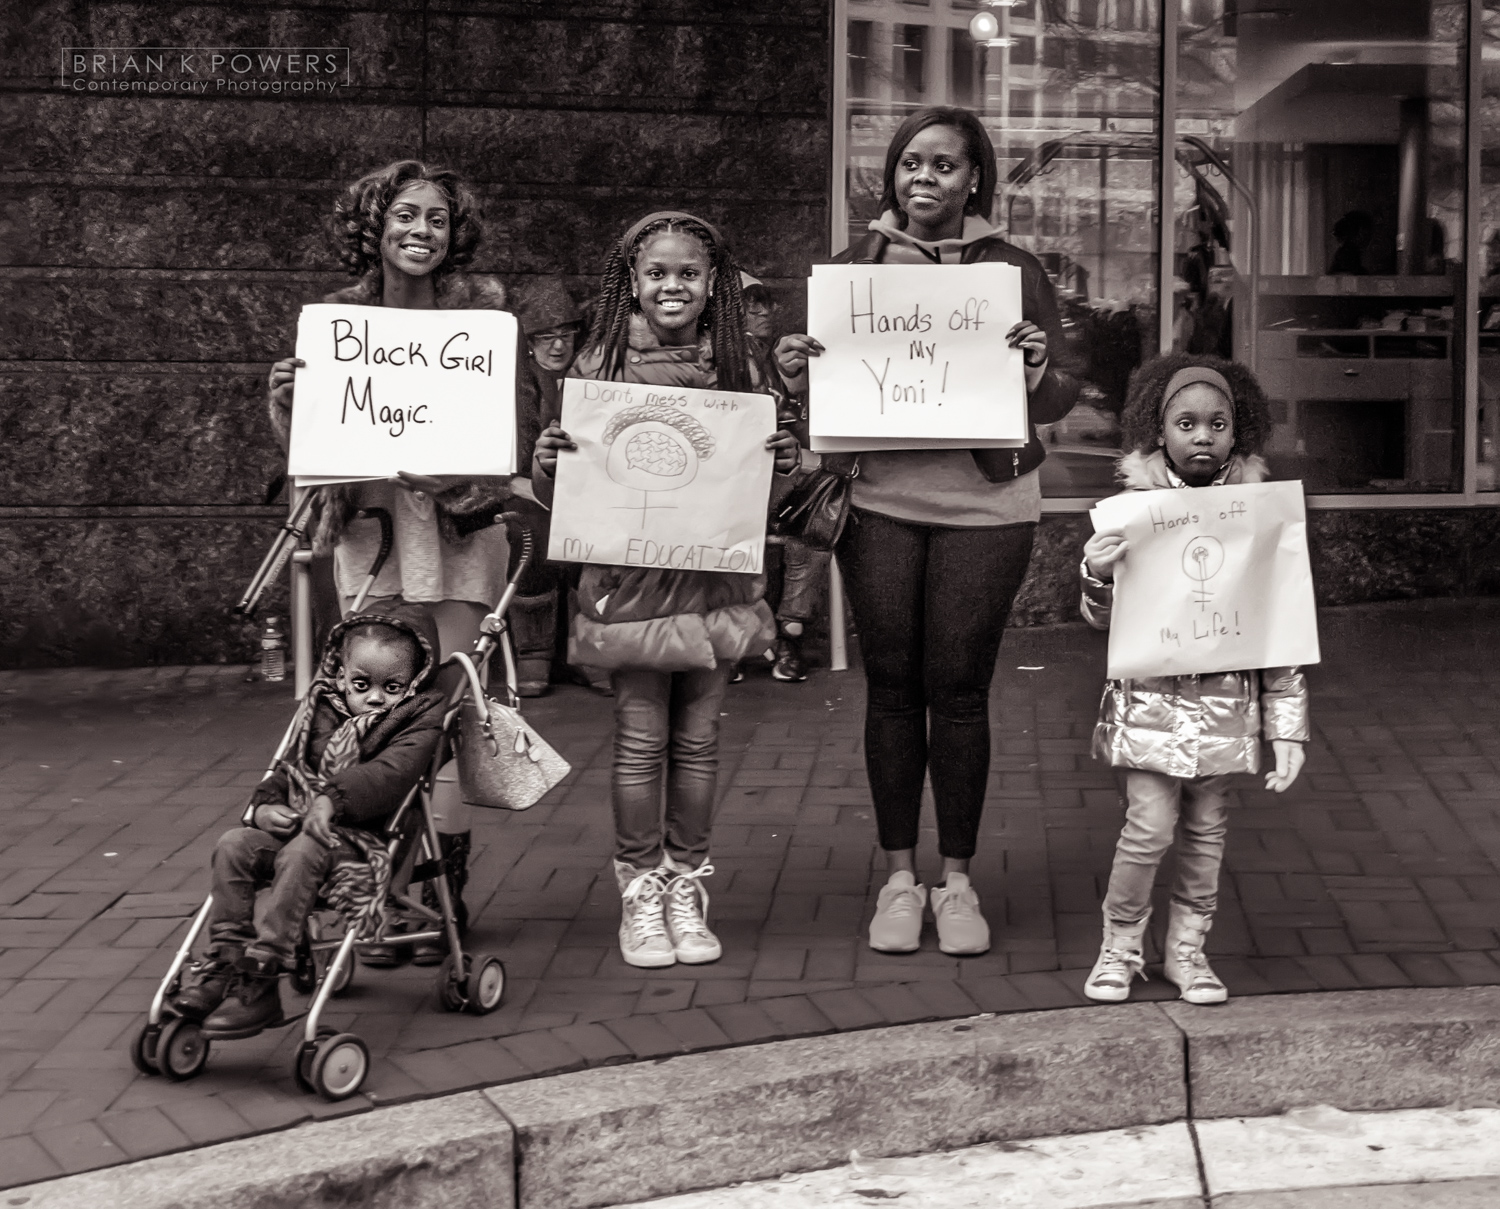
[1119,353,1273,459]
[331,160,481,289]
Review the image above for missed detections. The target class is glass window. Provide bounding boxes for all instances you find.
[1174,1,1466,494]
[1478,3,1500,489]
[838,0,1162,497]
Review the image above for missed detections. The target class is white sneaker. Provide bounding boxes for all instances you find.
[664,863,722,964]
[617,866,675,968]
[929,872,990,955]
[868,871,926,952]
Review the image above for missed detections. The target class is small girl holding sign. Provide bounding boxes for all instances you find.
[533,211,801,968]
[1080,355,1310,1005]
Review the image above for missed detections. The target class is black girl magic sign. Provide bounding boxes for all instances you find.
[287,304,518,485]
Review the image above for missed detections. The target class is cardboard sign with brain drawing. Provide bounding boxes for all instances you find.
[547,378,778,573]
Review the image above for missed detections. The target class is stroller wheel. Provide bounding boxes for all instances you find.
[156,1017,210,1082]
[130,1020,162,1076]
[292,1025,339,1094]
[310,1033,369,1101]
[463,953,506,1016]
[435,954,468,1012]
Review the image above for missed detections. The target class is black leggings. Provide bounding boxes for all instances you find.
[836,509,1036,859]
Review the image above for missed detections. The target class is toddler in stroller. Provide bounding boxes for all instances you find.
[180,605,445,1037]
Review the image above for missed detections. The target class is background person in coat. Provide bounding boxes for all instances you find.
[266,159,542,964]
[533,211,801,970]
[778,106,1080,958]
[1080,355,1309,1006]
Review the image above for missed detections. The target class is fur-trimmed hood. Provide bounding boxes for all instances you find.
[1115,448,1271,492]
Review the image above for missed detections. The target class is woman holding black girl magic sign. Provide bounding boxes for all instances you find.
[781,107,1079,956]
[533,212,805,968]
[266,160,541,965]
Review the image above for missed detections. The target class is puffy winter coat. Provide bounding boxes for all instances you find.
[246,604,447,829]
[540,315,783,671]
[1081,449,1311,778]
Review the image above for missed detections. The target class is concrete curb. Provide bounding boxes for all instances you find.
[16,987,1500,1209]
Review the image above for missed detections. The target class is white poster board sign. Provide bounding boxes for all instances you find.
[548,378,776,573]
[806,262,1027,452]
[287,303,517,485]
[1092,481,1321,679]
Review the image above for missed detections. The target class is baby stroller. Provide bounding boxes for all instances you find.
[129,514,538,1101]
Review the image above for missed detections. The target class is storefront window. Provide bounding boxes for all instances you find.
[1479,3,1500,489]
[837,0,1162,497]
[1175,1,1467,494]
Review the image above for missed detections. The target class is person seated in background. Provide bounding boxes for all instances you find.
[1329,211,1374,276]
[742,271,830,684]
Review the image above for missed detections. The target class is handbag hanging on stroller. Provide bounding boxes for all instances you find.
[129,515,569,1102]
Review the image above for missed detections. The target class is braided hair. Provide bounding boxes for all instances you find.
[583,216,755,393]
[331,160,481,293]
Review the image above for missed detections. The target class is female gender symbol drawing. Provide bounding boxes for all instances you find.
[602,403,716,529]
[1182,534,1224,609]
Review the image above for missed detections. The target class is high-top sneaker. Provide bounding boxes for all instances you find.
[867,870,926,952]
[1162,903,1227,1004]
[663,861,721,964]
[614,862,675,968]
[929,872,991,955]
[1084,913,1150,1003]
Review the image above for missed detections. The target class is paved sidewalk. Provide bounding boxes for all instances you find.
[2,597,1499,1188]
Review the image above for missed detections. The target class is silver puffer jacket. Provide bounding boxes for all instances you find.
[1081,450,1311,778]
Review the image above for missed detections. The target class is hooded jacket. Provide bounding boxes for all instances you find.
[246,604,447,829]
[537,314,782,671]
[833,214,1081,482]
[1081,449,1310,778]
[267,273,543,553]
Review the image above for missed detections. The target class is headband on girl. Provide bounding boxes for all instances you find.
[619,210,725,255]
[1160,366,1232,417]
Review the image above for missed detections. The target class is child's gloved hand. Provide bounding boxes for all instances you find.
[766,429,800,474]
[1083,529,1129,580]
[534,424,577,478]
[253,803,300,838]
[304,795,340,849]
[1265,740,1305,793]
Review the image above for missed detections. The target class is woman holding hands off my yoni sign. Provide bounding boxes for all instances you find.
[266,160,542,968]
[781,106,1079,957]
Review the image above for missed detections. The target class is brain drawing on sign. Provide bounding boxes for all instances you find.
[603,404,717,528]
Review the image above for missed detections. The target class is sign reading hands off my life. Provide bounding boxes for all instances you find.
[1092,481,1321,679]
[548,378,777,573]
[287,304,517,485]
[806,263,1027,452]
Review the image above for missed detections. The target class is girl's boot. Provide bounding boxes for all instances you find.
[1163,902,1227,1004]
[509,590,557,698]
[614,861,675,968]
[1084,912,1149,1003]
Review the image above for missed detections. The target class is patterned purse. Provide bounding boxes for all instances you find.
[451,655,570,811]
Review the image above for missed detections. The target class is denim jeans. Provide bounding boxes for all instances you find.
[208,827,356,967]
[1101,769,1231,925]
[836,510,1036,859]
[776,537,831,626]
[610,661,733,872]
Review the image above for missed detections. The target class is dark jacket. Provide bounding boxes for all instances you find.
[247,605,447,830]
[268,273,545,550]
[535,316,783,671]
[834,230,1080,482]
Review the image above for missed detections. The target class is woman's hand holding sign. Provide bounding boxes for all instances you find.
[765,428,800,474]
[535,423,578,478]
[1007,320,1048,393]
[773,334,825,393]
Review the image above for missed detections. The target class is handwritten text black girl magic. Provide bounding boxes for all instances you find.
[332,318,494,436]
[847,277,989,413]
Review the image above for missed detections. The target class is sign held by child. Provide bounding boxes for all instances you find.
[804,263,1027,452]
[1092,480,1321,679]
[548,378,777,574]
[287,303,517,485]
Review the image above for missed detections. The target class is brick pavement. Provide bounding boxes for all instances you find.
[2,597,1500,1187]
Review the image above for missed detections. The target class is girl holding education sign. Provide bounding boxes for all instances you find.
[779,106,1079,957]
[1079,355,1310,1004]
[533,211,801,968]
[266,160,541,966]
